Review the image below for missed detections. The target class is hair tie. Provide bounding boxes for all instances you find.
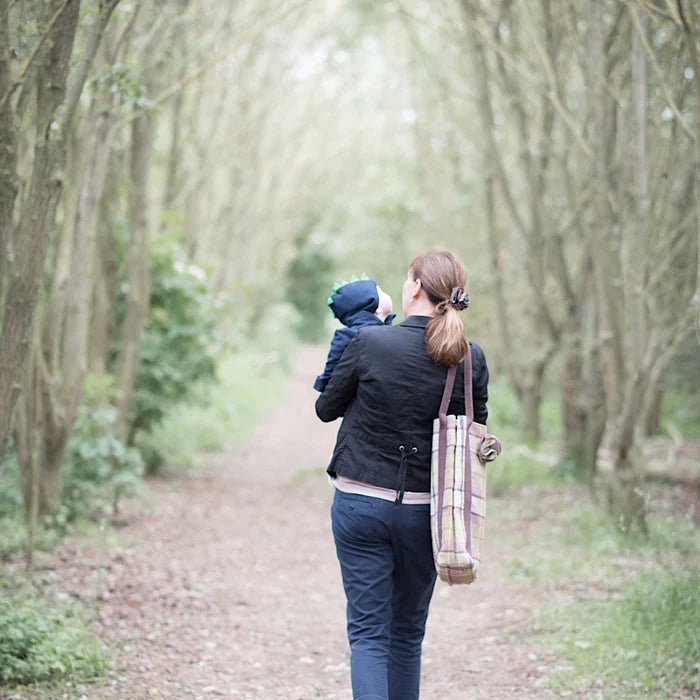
[449,287,470,311]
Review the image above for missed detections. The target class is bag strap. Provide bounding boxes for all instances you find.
[462,345,474,425]
[437,344,473,425]
[436,344,474,550]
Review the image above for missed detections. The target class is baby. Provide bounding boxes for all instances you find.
[314,276,394,392]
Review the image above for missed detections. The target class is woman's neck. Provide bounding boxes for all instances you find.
[405,297,437,318]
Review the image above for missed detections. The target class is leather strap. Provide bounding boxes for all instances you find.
[436,345,474,551]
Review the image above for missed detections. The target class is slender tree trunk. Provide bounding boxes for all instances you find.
[640,375,664,437]
[679,1,700,337]
[90,259,112,374]
[14,325,42,566]
[519,372,544,438]
[0,0,18,301]
[163,1,190,214]
[115,109,155,440]
[580,283,606,485]
[588,0,624,419]
[601,7,650,531]
[560,321,586,469]
[60,105,115,411]
[90,152,121,373]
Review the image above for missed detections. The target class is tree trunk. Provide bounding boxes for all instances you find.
[680,1,700,335]
[16,323,67,517]
[560,325,586,470]
[16,97,116,516]
[579,268,606,484]
[640,376,664,437]
[0,0,81,469]
[606,8,650,532]
[0,0,18,301]
[163,1,190,214]
[114,109,155,440]
[518,363,547,440]
[587,0,624,419]
[60,103,115,412]
[90,263,112,375]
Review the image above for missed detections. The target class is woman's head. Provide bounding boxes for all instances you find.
[403,250,470,367]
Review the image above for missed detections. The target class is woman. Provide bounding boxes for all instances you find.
[315,250,489,700]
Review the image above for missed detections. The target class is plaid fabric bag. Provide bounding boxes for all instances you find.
[430,347,500,585]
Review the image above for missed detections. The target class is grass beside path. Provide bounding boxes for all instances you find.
[489,468,699,698]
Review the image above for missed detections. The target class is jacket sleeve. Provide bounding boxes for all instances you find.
[471,342,489,425]
[315,332,361,422]
[313,328,355,392]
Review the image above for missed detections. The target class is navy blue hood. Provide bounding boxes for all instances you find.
[329,278,380,326]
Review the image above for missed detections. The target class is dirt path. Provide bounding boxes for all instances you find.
[29,346,560,699]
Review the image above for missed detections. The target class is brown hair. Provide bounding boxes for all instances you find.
[409,250,469,367]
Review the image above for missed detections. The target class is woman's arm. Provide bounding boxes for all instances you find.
[315,332,362,422]
[471,342,489,425]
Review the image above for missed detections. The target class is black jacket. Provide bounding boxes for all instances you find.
[315,315,489,495]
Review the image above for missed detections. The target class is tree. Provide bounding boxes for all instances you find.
[0,0,84,470]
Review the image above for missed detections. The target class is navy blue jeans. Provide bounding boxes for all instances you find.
[331,488,438,700]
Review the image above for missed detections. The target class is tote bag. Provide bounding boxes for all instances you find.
[430,348,495,585]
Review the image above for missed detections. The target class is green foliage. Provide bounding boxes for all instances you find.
[485,374,565,495]
[547,573,700,697]
[661,390,700,440]
[124,236,220,468]
[653,337,700,439]
[142,349,288,470]
[89,62,147,106]
[63,375,144,521]
[0,593,108,684]
[286,224,335,342]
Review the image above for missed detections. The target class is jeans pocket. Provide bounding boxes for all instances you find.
[332,491,380,542]
[334,489,377,510]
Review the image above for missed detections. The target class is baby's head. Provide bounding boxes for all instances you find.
[374,286,393,322]
[328,276,394,326]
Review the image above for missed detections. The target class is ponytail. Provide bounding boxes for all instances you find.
[425,307,469,367]
[409,251,470,367]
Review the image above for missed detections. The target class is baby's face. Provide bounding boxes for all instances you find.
[375,286,393,321]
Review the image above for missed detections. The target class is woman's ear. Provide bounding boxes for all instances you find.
[412,278,422,299]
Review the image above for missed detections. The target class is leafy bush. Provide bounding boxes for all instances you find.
[0,593,108,684]
[122,237,221,469]
[63,375,144,521]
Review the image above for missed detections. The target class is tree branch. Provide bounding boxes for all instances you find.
[625,0,695,143]
[0,0,72,113]
[63,0,121,129]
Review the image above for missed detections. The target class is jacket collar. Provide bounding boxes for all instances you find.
[399,315,433,329]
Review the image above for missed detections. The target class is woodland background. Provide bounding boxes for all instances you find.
[0,0,698,696]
